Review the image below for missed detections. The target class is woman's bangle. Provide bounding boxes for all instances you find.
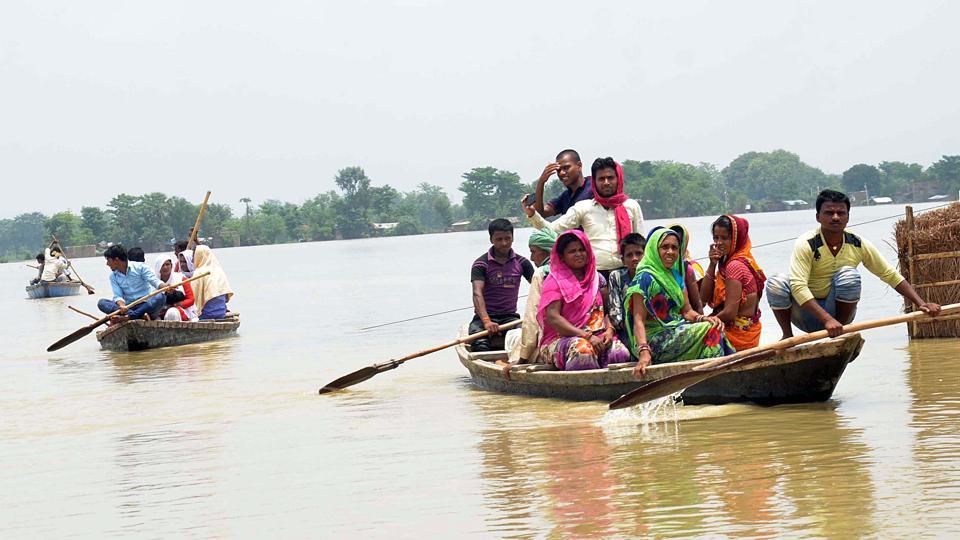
[636,342,652,353]
[695,314,705,323]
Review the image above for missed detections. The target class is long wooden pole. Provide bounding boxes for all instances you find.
[186,191,212,251]
[905,205,917,337]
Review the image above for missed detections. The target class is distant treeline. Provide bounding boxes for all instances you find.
[2,151,958,262]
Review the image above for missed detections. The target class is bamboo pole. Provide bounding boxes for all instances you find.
[911,250,960,261]
[186,191,212,251]
[906,206,917,338]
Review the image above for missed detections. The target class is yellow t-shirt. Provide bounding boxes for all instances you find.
[789,228,904,305]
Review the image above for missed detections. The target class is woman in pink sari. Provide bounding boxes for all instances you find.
[537,230,632,370]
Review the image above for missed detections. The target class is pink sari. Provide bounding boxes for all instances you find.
[537,230,601,347]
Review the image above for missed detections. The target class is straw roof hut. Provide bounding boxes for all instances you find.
[895,203,960,338]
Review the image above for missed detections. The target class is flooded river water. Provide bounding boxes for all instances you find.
[1,203,958,537]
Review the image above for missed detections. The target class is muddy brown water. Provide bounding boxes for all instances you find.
[1,203,958,537]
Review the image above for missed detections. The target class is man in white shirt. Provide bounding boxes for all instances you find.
[522,157,644,274]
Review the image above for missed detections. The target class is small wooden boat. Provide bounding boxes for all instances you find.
[96,314,241,352]
[25,281,85,299]
[456,330,864,405]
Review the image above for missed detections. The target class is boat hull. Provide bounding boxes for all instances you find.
[25,281,84,299]
[457,332,864,406]
[96,316,240,352]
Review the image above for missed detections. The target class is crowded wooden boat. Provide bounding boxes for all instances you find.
[96,313,241,352]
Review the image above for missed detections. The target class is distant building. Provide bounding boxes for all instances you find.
[449,220,472,232]
[372,222,399,231]
[869,196,893,205]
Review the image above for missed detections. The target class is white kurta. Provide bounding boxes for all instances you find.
[527,199,645,271]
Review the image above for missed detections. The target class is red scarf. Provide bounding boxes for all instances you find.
[591,161,632,244]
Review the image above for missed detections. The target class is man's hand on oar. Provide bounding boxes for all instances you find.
[319,319,522,394]
[46,272,210,352]
[609,303,959,410]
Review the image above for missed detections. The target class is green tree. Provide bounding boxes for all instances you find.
[300,192,339,241]
[107,194,144,246]
[369,185,400,222]
[723,150,830,205]
[459,166,525,221]
[46,211,94,246]
[202,203,234,243]
[80,206,112,242]
[334,166,373,238]
[842,164,884,196]
[168,197,200,241]
[927,155,960,195]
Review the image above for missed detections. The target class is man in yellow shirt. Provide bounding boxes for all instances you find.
[766,190,940,339]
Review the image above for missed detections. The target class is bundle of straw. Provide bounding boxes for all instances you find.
[895,202,960,338]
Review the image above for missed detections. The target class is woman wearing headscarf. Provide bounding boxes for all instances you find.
[177,249,195,278]
[536,230,631,371]
[191,245,234,320]
[504,228,559,369]
[153,254,197,321]
[625,228,734,377]
[700,215,767,350]
[668,223,705,314]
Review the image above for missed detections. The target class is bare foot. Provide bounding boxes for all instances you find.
[143,313,151,321]
[109,315,129,325]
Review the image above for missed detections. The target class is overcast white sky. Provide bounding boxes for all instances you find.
[2,1,958,218]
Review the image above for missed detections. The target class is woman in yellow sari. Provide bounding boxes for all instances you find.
[192,245,235,320]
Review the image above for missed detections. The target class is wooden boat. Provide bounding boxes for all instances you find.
[96,314,240,352]
[25,281,85,299]
[456,329,864,405]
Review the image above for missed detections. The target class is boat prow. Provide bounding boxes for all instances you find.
[96,314,241,352]
[456,329,864,406]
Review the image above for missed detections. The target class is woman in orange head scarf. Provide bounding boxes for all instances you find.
[700,215,767,350]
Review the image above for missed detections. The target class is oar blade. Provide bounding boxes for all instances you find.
[318,366,381,394]
[609,370,714,410]
[609,349,779,410]
[47,325,96,352]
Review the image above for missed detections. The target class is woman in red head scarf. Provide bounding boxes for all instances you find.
[700,215,767,350]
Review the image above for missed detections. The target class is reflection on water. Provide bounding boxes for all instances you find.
[2,204,960,536]
[474,396,878,538]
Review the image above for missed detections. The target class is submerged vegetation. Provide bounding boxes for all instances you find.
[2,151,958,261]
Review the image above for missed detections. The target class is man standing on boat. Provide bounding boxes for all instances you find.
[522,157,644,275]
[98,244,166,323]
[524,149,594,218]
[766,189,941,339]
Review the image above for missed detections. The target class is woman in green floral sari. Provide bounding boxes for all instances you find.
[624,228,734,377]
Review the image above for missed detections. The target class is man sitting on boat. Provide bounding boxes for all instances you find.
[98,244,166,323]
[766,189,941,339]
[469,219,535,352]
[522,157,644,276]
[524,148,594,218]
[40,242,70,283]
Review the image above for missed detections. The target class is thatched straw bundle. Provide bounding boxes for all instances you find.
[895,202,960,338]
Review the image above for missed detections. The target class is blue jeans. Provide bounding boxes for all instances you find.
[765,266,861,333]
[98,295,166,320]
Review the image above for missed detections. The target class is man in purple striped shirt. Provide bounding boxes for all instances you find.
[469,219,534,351]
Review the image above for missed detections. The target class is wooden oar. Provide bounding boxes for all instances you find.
[47,272,210,352]
[68,305,99,321]
[319,319,522,394]
[609,303,960,410]
[50,235,95,295]
[186,191,211,251]
[25,263,41,270]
